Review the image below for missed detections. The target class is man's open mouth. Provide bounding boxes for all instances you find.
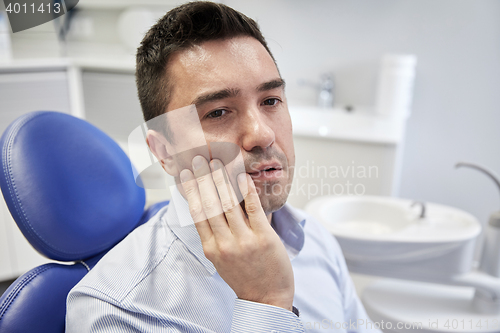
[247,163,284,179]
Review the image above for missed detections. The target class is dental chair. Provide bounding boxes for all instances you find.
[0,111,169,333]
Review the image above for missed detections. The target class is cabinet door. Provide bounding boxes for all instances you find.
[0,197,15,281]
[0,70,71,280]
[288,136,396,209]
[0,71,71,133]
[82,71,144,143]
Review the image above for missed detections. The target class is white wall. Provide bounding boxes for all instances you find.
[225,0,500,236]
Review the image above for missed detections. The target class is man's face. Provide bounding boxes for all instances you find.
[165,36,295,215]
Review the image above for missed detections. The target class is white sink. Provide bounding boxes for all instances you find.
[305,196,481,279]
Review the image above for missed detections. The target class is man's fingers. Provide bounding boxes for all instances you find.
[179,168,212,242]
[237,173,269,231]
[210,159,248,233]
[192,156,231,238]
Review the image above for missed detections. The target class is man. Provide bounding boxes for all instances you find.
[66,2,379,332]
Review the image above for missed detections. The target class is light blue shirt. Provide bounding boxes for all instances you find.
[66,188,380,333]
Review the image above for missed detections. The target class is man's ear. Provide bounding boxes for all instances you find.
[146,130,179,176]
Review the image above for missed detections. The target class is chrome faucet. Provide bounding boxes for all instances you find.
[456,161,500,278]
[318,73,334,108]
[298,73,335,108]
[456,162,500,200]
[411,201,426,219]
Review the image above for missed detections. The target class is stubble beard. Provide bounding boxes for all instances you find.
[250,166,294,215]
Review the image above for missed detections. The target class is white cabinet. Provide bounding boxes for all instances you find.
[0,70,72,133]
[288,136,397,209]
[0,65,74,281]
[286,107,407,209]
[0,199,16,281]
[82,70,144,143]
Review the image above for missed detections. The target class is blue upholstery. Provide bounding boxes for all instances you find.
[0,111,169,333]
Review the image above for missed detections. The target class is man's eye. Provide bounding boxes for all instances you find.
[263,98,280,106]
[206,109,225,119]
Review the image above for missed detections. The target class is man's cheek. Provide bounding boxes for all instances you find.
[172,146,211,179]
[209,142,245,202]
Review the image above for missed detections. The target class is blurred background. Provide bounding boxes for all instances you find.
[0,0,499,296]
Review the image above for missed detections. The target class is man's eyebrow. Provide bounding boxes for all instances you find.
[192,88,240,107]
[257,78,286,92]
[191,79,285,107]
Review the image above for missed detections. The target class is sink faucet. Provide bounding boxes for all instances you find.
[456,162,500,201]
[411,201,426,219]
[318,73,334,108]
[456,161,500,278]
[298,73,335,108]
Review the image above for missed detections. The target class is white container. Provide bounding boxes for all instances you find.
[0,12,12,61]
[480,212,500,277]
[375,54,417,118]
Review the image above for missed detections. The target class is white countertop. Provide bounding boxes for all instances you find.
[0,41,136,73]
[0,56,135,73]
[289,106,407,145]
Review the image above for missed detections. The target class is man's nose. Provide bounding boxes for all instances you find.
[240,109,275,152]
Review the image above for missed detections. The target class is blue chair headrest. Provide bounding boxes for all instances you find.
[0,111,146,261]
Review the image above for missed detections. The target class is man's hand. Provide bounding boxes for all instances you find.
[180,156,294,311]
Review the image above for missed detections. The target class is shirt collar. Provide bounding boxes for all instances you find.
[271,203,306,260]
[164,187,306,275]
[165,187,218,275]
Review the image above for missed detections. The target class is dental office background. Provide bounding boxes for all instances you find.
[0,0,499,300]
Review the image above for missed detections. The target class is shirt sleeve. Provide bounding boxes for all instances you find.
[231,299,304,333]
[66,288,173,333]
[67,287,305,333]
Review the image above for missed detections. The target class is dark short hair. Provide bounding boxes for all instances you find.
[136,1,276,137]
